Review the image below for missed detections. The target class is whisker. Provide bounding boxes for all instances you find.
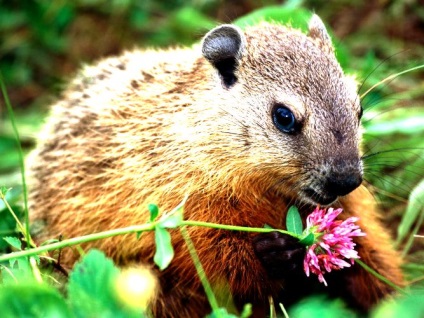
[362,178,408,203]
[360,64,424,100]
[356,50,409,102]
[361,147,423,160]
[362,95,406,115]
[360,72,405,109]
[364,166,423,180]
[364,171,416,196]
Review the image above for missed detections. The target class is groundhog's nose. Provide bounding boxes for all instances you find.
[325,171,363,197]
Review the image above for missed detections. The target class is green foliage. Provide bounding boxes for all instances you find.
[288,295,357,318]
[0,250,145,318]
[152,199,184,270]
[207,305,252,318]
[363,108,424,135]
[396,179,424,256]
[148,203,159,222]
[0,1,74,87]
[372,289,424,318]
[299,232,315,246]
[396,179,424,244]
[402,261,424,289]
[153,227,174,271]
[0,72,30,250]
[3,236,22,250]
[0,0,218,100]
[0,284,72,318]
[1,257,34,285]
[151,7,216,46]
[0,136,22,171]
[286,205,303,236]
[286,206,315,245]
[0,186,24,251]
[234,5,312,31]
[68,250,131,318]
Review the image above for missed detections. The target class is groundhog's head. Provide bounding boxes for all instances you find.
[201,15,363,206]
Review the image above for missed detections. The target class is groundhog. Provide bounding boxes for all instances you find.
[27,14,404,317]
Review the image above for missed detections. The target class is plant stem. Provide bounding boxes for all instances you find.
[356,259,406,294]
[278,302,289,318]
[0,220,297,263]
[0,72,30,249]
[0,191,25,234]
[0,191,36,247]
[180,226,220,315]
[0,200,406,301]
[182,220,296,236]
[0,223,155,262]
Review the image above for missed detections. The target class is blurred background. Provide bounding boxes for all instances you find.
[0,0,423,294]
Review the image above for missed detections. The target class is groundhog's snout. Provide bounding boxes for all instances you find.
[324,169,363,197]
[303,158,363,205]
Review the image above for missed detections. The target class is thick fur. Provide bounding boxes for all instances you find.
[28,20,404,317]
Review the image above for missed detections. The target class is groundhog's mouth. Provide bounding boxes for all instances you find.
[302,188,338,206]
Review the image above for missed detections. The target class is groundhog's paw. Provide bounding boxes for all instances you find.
[253,232,305,279]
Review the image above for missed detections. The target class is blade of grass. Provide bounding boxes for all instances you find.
[356,259,406,294]
[180,226,220,316]
[279,302,289,318]
[0,71,30,248]
[0,189,35,247]
[401,209,424,258]
[396,179,424,248]
[360,64,424,99]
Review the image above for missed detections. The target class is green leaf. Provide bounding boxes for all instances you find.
[234,6,311,31]
[3,236,22,250]
[372,289,424,318]
[153,226,174,270]
[289,295,356,318]
[206,307,241,318]
[148,203,159,222]
[299,233,315,246]
[2,257,34,285]
[240,304,253,318]
[68,249,121,317]
[171,7,216,37]
[286,206,303,235]
[0,185,10,196]
[0,204,24,251]
[284,0,303,9]
[8,258,17,269]
[0,186,23,211]
[396,179,424,246]
[0,283,72,318]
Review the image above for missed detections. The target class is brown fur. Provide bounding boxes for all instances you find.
[28,18,404,317]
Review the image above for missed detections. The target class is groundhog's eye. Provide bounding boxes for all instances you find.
[272,104,297,134]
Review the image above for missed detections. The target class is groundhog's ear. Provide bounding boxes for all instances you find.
[201,24,246,87]
[308,14,334,52]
